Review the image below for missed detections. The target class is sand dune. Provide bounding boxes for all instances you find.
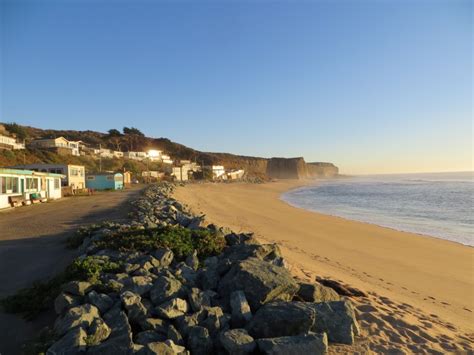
[174,180,474,353]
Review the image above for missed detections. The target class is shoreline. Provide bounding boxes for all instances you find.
[280,185,473,249]
[173,180,474,351]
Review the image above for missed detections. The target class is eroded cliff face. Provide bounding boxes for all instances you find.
[265,158,338,179]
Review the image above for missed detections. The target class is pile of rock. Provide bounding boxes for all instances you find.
[48,183,360,354]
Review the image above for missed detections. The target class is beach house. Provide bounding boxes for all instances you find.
[0,134,25,150]
[124,151,148,161]
[211,165,226,179]
[86,172,124,190]
[11,163,86,190]
[0,168,63,209]
[29,137,81,156]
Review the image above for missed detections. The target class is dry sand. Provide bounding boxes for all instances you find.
[174,180,474,353]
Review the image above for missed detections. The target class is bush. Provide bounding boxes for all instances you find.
[0,256,121,319]
[94,225,226,260]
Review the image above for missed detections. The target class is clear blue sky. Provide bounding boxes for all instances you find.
[1,0,472,174]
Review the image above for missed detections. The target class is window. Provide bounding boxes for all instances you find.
[0,176,19,194]
[54,178,60,189]
[87,176,95,180]
[26,178,39,191]
[70,168,78,176]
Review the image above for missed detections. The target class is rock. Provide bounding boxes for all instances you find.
[230,291,252,328]
[295,282,341,303]
[187,326,213,355]
[257,333,328,355]
[316,277,367,297]
[200,306,227,336]
[156,298,189,319]
[150,275,184,305]
[87,291,114,314]
[152,248,174,267]
[54,292,81,315]
[175,263,198,286]
[121,291,148,323]
[224,233,259,247]
[312,300,360,344]
[139,318,169,333]
[174,311,207,337]
[106,279,124,293]
[203,256,219,267]
[199,266,220,290]
[54,304,100,336]
[87,317,112,345]
[167,324,184,346]
[219,329,256,355]
[88,309,133,354]
[247,301,315,339]
[122,276,154,296]
[188,288,212,312]
[221,244,282,265]
[218,258,299,311]
[144,340,187,355]
[62,281,92,296]
[47,327,87,354]
[185,250,199,270]
[135,330,167,345]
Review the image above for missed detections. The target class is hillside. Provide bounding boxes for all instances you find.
[0,123,338,178]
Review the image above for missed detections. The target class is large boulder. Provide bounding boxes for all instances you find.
[188,288,212,312]
[54,292,81,315]
[219,329,256,355]
[86,290,114,314]
[47,327,87,354]
[54,304,100,336]
[295,282,340,303]
[247,301,315,339]
[218,258,299,311]
[62,281,93,297]
[87,308,134,354]
[122,276,154,296]
[121,291,148,323]
[150,275,184,305]
[186,326,213,355]
[257,333,328,355]
[312,300,360,344]
[230,290,252,328]
[152,248,174,267]
[87,317,112,346]
[156,298,189,319]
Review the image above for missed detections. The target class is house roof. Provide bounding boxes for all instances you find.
[0,168,65,178]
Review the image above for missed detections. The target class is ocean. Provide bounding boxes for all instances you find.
[281,171,474,246]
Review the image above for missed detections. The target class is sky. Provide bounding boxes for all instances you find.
[1,0,472,174]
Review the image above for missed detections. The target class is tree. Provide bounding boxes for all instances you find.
[4,122,27,140]
[123,127,144,137]
[107,129,122,137]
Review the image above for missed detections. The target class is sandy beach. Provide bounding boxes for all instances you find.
[174,180,474,353]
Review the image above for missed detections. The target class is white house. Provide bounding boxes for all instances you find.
[171,162,201,181]
[11,164,86,190]
[0,134,25,150]
[29,137,81,156]
[113,151,124,158]
[227,169,245,180]
[212,165,226,179]
[124,151,148,161]
[161,154,173,164]
[0,168,63,209]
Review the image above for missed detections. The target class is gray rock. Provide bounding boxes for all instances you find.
[143,340,187,355]
[221,243,281,265]
[296,282,340,303]
[167,324,184,346]
[87,317,111,346]
[219,328,256,355]
[54,304,100,336]
[185,250,199,270]
[152,248,174,267]
[86,291,114,314]
[312,300,360,345]
[150,275,184,305]
[54,292,81,315]
[121,291,148,323]
[188,288,212,312]
[135,330,167,345]
[187,326,213,355]
[62,281,92,296]
[87,309,133,354]
[199,266,220,290]
[230,291,252,328]
[174,311,207,337]
[175,263,198,286]
[47,327,87,354]
[218,258,299,311]
[200,306,227,336]
[257,332,328,355]
[247,301,315,339]
[156,298,189,319]
[106,279,124,293]
[224,233,259,247]
[138,318,169,333]
[122,276,154,295]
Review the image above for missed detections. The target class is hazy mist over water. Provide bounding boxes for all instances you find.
[281,172,473,246]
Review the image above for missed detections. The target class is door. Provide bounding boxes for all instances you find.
[47,179,54,198]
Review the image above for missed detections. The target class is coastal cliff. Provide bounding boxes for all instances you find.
[266,157,338,179]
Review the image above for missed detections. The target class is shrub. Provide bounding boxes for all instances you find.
[94,225,226,260]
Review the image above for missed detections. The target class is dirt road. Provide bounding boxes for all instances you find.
[0,186,142,354]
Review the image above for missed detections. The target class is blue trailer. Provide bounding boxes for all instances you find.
[86,172,124,190]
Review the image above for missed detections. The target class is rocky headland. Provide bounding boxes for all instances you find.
[4,183,361,354]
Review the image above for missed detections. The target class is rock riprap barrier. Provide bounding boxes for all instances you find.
[47,183,360,354]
